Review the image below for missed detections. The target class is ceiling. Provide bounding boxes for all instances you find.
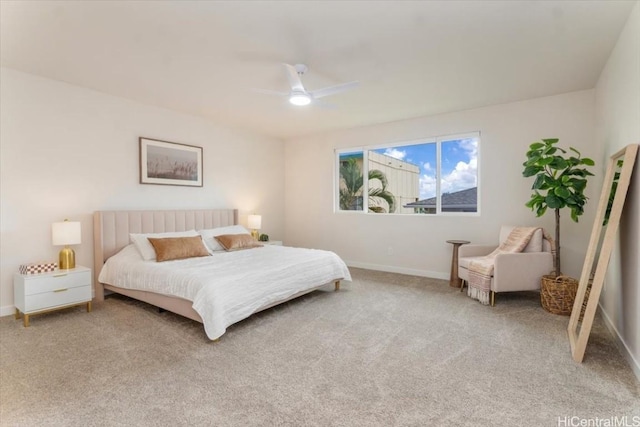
[0,1,635,140]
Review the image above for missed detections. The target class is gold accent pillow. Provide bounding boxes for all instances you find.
[147,236,210,262]
[215,234,263,251]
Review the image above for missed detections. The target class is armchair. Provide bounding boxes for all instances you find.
[458,225,553,306]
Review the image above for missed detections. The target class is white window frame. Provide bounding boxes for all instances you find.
[334,131,480,216]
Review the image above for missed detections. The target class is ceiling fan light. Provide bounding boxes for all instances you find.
[289,93,311,106]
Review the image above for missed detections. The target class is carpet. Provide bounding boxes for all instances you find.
[1,268,638,426]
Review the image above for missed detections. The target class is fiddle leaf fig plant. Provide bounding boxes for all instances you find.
[522,138,594,277]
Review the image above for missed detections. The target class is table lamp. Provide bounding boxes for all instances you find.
[52,219,81,269]
[247,214,261,240]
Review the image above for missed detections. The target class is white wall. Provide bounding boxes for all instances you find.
[0,68,285,315]
[284,90,597,281]
[594,1,640,378]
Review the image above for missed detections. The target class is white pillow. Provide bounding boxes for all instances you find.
[198,225,250,252]
[130,230,199,261]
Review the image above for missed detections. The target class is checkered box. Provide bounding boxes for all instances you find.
[19,262,58,275]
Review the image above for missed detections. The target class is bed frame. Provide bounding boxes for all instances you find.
[93,209,340,332]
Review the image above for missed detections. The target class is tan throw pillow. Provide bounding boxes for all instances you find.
[147,236,210,262]
[215,234,263,251]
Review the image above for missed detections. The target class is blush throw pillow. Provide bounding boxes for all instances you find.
[147,236,210,262]
[130,230,199,261]
[198,225,251,252]
[215,234,263,251]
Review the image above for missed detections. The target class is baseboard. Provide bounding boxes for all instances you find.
[599,302,640,382]
[345,261,449,281]
[0,305,15,317]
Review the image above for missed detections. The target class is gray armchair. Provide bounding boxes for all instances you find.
[458,226,553,306]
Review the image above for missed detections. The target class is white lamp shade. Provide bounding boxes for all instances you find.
[52,221,82,246]
[247,215,262,230]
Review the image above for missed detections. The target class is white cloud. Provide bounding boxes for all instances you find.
[419,157,477,199]
[383,148,406,160]
[423,162,432,171]
[441,157,477,194]
[419,174,437,199]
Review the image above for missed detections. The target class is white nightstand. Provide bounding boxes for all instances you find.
[262,241,283,246]
[14,266,92,327]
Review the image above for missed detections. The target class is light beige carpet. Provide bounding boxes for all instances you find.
[1,268,638,426]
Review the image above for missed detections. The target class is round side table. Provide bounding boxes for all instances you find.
[446,240,470,288]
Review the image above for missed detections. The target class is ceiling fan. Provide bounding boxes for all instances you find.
[255,63,359,106]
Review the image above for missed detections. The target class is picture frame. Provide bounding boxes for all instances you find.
[139,137,203,187]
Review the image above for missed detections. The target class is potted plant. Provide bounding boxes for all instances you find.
[522,138,595,316]
[522,139,594,314]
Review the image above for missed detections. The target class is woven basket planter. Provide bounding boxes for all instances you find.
[540,275,579,316]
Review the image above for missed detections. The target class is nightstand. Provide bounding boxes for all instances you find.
[262,241,283,246]
[14,266,92,327]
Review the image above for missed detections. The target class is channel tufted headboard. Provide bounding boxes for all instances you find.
[93,209,238,300]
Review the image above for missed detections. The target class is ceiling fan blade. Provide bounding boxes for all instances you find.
[310,81,359,99]
[284,63,305,92]
[313,98,337,110]
[252,88,289,97]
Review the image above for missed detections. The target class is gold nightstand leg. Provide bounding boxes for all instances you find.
[334,281,340,291]
[23,314,30,328]
[87,301,92,313]
[14,308,20,320]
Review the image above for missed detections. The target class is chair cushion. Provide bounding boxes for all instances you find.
[459,256,491,273]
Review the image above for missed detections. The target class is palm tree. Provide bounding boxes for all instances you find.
[339,158,396,213]
[339,158,364,210]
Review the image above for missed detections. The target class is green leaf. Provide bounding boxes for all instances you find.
[542,138,559,144]
[543,147,557,155]
[549,157,568,170]
[554,186,571,198]
[581,158,595,166]
[546,193,563,209]
[569,147,581,156]
[539,157,554,165]
[525,156,541,166]
[523,166,542,177]
[529,142,545,150]
[536,206,547,217]
[571,179,587,191]
[568,156,580,166]
[570,209,579,222]
[532,174,545,189]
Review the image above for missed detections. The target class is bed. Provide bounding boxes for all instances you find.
[93,209,351,340]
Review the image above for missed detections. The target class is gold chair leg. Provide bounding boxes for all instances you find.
[460,280,466,292]
[490,291,496,307]
[23,314,30,327]
[14,308,20,320]
[335,281,340,291]
[87,301,92,312]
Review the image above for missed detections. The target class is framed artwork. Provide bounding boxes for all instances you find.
[139,137,203,187]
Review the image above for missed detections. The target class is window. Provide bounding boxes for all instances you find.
[336,132,479,214]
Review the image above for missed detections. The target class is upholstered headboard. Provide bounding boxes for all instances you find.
[93,209,238,292]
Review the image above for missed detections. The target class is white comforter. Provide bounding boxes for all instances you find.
[98,244,351,339]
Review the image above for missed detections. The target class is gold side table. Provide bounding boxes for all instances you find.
[446,240,470,288]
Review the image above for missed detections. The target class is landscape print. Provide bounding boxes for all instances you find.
[140,138,203,187]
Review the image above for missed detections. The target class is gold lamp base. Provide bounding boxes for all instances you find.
[58,247,76,270]
[250,229,259,240]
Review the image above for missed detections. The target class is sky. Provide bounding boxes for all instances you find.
[374,137,478,200]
